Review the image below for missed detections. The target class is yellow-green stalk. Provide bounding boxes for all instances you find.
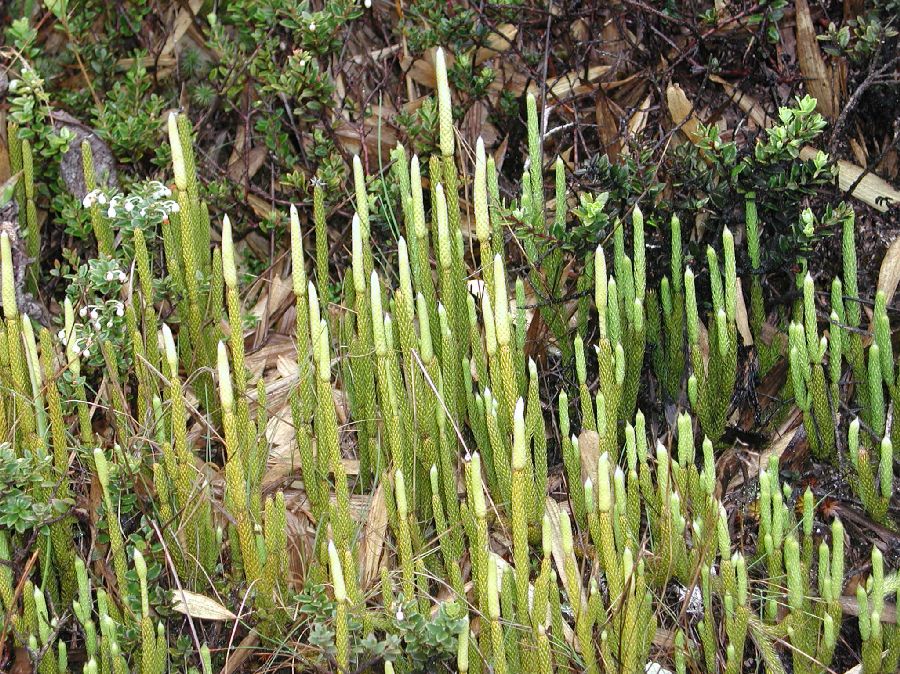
[510,398,531,628]
[328,539,349,672]
[94,448,129,598]
[219,340,260,583]
[393,469,416,601]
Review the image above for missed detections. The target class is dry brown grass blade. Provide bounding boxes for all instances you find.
[248,273,294,328]
[794,0,842,120]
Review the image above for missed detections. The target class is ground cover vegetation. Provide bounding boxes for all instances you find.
[0,1,899,672]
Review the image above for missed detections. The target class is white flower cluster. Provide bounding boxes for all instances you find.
[59,298,126,360]
[57,324,94,360]
[82,189,109,208]
[82,183,179,220]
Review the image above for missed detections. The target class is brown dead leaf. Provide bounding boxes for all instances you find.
[544,498,587,616]
[226,145,267,183]
[627,94,653,141]
[406,53,611,103]
[600,18,628,68]
[535,65,612,100]
[710,76,772,128]
[474,24,517,65]
[171,589,237,621]
[735,278,754,346]
[222,630,260,674]
[249,273,294,326]
[359,484,388,589]
[595,91,622,161]
[666,83,702,144]
[160,0,204,61]
[876,235,900,308]
[246,193,275,219]
[0,114,10,183]
[333,118,400,164]
[578,430,600,487]
[850,137,868,168]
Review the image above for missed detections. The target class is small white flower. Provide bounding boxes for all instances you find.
[79,306,88,317]
[82,348,90,359]
[8,79,18,92]
[72,346,81,356]
[309,21,316,31]
[90,309,99,320]
[57,329,66,340]
[170,203,180,213]
[395,608,404,621]
[82,193,95,208]
[107,206,116,218]
[124,201,134,213]
[105,271,115,281]
[118,271,127,283]
[115,306,124,317]
[140,208,147,216]
[107,319,114,328]
[364,0,371,7]
[94,321,102,331]
[98,193,107,205]
[162,187,172,197]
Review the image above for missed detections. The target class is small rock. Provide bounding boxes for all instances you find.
[51,110,118,200]
[0,205,48,325]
